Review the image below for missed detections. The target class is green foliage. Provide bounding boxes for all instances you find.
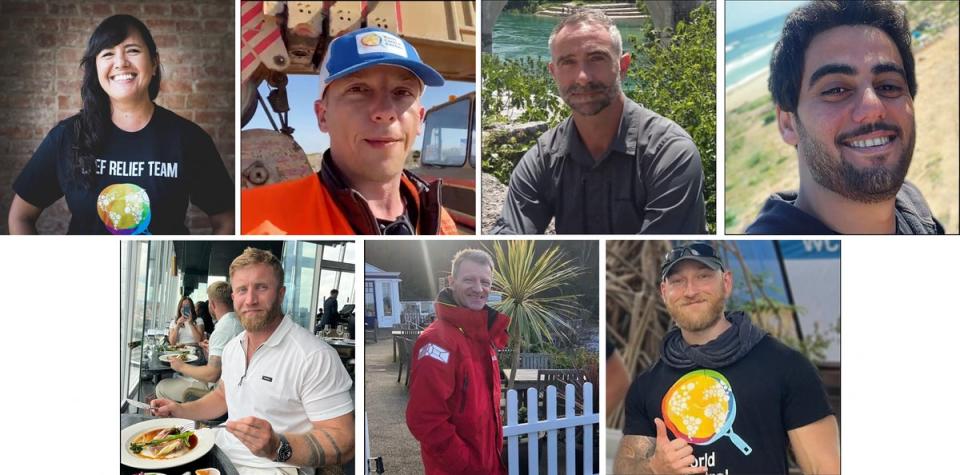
[481,53,564,126]
[625,4,717,233]
[781,320,841,365]
[488,241,585,387]
[532,342,599,370]
[481,53,563,184]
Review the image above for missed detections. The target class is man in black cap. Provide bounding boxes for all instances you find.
[614,242,839,474]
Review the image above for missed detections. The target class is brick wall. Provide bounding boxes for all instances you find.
[0,0,235,234]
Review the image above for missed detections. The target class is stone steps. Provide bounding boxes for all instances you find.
[535,2,649,24]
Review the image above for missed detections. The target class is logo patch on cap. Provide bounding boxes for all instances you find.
[356,31,408,57]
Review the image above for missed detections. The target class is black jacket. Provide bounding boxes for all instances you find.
[492,99,707,234]
[745,181,945,234]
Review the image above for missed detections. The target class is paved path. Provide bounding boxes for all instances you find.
[364,334,424,473]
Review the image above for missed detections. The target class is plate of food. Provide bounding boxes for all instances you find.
[159,353,199,363]
[120,418,215,469]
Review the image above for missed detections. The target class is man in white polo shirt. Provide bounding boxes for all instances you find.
[158,281,244,402]
[152,248,354,475]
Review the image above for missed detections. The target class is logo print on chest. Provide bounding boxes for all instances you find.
[661,369,752,455]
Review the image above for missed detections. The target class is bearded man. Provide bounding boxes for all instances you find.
[747,0,944,234]
[151,247,354,474]
[491,9,706,235]
[614,242,839,474]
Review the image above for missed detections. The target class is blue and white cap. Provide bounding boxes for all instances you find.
[318,27,444,99]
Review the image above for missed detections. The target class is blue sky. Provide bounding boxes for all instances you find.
[726,0,809,33]
[243,75,475,154]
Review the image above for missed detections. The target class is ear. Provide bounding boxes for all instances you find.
[417,104,426,135]
[722,271,734,298]
[446,274,454,287]
[547,61,557,81]
[618,52,631,79]
[278,285,286,302]
[659,280,668,300]
[777,106,800,147]
[315,99,328,133]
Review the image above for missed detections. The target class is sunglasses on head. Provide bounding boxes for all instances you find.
[663,242,719,265]
[379,214,414,235]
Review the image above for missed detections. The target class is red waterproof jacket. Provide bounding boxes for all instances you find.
[405,289,511,475]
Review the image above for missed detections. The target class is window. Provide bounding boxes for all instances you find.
[365,281,376,317]
[381,282,393,316]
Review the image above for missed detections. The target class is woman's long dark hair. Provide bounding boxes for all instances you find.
[176,296,198,323]
[74,14,161,189]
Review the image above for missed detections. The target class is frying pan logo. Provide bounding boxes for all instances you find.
[661,369,752,455]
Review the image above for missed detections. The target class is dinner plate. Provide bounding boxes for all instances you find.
[159,353,199,363]
[120,418,215,469]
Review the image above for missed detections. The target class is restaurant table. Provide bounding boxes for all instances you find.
[140,347,207,385]
[121,414,239,475]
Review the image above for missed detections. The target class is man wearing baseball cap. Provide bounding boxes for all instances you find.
[242,28,459,235]
[614,242,839,474]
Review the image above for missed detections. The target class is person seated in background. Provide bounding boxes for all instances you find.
[168,296,204,345]
[157,282,244,403]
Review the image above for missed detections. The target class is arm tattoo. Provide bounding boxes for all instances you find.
[317,428,343,465]
[303,432,326,467]
[613,435,656,474]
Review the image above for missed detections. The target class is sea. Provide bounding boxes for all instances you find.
[725,12,789,91]
[492,11,648,61]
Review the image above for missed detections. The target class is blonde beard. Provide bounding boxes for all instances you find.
[666,296,726,333]
[239,304,282,331]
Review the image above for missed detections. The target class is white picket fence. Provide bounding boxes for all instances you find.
[504,383,599,475]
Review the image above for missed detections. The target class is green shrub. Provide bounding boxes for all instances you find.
[625,4,718,233]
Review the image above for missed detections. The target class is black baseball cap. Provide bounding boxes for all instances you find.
[660,242,724,281]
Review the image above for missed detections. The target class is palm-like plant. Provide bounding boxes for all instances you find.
[488,240,585,388]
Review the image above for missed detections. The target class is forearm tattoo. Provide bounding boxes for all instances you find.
[317,428,344,465]
[304,432,326,467]
[613,436,656,474]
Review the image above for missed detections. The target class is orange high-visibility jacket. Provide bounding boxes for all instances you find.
[242,151,458,235]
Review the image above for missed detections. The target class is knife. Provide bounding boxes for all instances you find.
[125,398,153,412]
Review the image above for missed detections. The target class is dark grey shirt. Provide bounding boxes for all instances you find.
[491,99,707,234]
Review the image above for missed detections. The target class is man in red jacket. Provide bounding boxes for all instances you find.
[405,249,511,474]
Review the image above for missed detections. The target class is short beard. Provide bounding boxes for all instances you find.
[239,302,282,331]
[560,76,622,116]
[797,117,914,203]
[666,296,726,333]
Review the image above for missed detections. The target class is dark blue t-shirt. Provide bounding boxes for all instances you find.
[13,106,233,234]
[623,336,833,475]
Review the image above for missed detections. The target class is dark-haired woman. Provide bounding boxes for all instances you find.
[8,14,233,234]
[169,296,205,345]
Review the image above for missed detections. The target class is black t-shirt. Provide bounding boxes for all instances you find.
[623,336,833,475]
[13,106,233,234]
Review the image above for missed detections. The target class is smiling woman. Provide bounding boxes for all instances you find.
[7,14,235,235]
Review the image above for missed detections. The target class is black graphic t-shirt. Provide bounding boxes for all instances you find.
[13,106,233,234]
[623,336,833,475]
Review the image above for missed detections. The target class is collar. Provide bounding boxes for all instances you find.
[241,314,292,352]
[556,97,641,167]
[434,288,511,347]
[318,150,444,234]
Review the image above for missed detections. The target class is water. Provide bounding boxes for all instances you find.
[492,12,648,61]
[725,13,789,90]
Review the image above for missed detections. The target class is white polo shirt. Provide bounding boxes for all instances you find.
[208,312,243,357]
[217,315,354,472]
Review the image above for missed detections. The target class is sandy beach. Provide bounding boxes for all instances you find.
[724,24,959,234]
